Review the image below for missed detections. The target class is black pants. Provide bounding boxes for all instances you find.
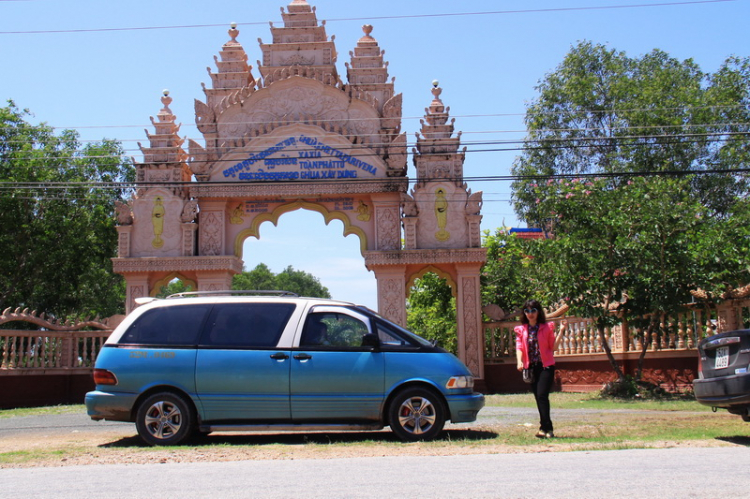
[530,363,555,432]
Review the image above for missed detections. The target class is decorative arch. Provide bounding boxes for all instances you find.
[111,3,487,380]
[233,200,368,257]
[406,265,457,299]
[149,273,198,297]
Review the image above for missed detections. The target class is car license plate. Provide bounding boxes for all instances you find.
[715,346,729,369]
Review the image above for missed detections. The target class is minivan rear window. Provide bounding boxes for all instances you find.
[200,303,295,348]
[119,304,211,346]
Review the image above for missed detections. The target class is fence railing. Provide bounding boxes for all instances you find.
[484,307,732,363]
[0,330,111,372]
[0,308,117,375]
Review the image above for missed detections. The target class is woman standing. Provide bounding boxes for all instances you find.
[515,299,565,438]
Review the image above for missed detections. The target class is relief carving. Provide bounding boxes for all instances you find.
[376,206,400,250]
[199,211,224,256]
[151,197,166,249]
[381,278,405,325]
[461,276,481,376]
[434,188,450,241]
[229,203,245,224]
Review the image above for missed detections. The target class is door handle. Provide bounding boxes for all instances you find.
[293,353,312,360]
[270,353,289,360]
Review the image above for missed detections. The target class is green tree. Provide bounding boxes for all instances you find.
[510,44,750,380]
[155,279,193,298]
[232,263,331,298]
[481,229,552,316]
[0,102,135,319]
[406,273,457,354]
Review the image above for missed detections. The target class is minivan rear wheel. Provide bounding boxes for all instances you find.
[135,392,195,446]
[388,387,446,442]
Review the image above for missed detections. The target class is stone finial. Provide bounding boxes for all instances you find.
[157,89,177,124]
[431,80,442,102]
[362,24,373,38]
[161,89,172,111]
[228,22,239,43]
[287,0,312,14]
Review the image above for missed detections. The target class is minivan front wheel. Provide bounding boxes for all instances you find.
[135,392,195,446]
[388,387,446,442]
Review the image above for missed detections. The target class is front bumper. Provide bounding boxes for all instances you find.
[446,392,485,423]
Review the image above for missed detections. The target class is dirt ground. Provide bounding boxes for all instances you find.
[0,422,735,469]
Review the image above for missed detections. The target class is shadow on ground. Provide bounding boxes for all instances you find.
[716,436,750,447]
[100,428,499,448]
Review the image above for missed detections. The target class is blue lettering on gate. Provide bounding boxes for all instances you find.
[222,135,378,180]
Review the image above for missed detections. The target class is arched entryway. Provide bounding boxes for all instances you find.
[111,1,487,378]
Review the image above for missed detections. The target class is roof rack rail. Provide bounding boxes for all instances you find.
[166,290,299,299]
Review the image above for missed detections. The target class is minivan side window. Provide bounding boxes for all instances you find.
[200,303,295,348]
[300,313,369,348]
[119,305,211,346]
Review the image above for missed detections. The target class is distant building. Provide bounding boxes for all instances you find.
[509,228,547,240]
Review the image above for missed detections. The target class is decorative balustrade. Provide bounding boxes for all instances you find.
[0,330,110,372]
[484,308,729,363]
[0,308,117,375]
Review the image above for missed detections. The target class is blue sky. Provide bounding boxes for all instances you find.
[1,0,748,308]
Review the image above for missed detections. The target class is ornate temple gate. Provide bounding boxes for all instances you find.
[111,1,487,379]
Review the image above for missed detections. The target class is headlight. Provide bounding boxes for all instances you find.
[446,375,474,389]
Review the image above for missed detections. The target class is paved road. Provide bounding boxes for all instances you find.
[3,406,746,498]
[2,447,749,498]
[0,405,699,439]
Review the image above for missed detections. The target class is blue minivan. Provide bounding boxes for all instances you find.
[86,293,485,445]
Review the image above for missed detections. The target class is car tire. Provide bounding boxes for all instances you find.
[388,387,446,442]
[135,392,195,446]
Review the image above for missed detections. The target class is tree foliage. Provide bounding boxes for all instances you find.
[406,273,457,354]
[506,43,750,379]
[232,263,331,298]
[0,101,135,319]
[481,230,551,315]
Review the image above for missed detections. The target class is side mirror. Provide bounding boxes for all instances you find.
[361,333,380,352]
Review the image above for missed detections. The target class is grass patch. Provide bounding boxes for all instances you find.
[484,392,709,412]
[1,395,744,468]
[0,404,84,419]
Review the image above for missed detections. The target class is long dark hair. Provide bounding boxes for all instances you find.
[520,299,547,325]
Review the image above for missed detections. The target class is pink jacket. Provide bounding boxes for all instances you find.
[515,322,557,368]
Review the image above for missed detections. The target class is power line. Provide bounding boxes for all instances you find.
[1,167,747,191]
[0,1,734,35]
[3,104,745,135]
[2,130,747,164]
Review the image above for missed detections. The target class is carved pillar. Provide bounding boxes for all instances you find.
[456,263,484,379]
[182,223,198,256]
[615,318,630,352]
[716,302,740,332]
[124,274,150,314]
[374,202,401,251]
[116,225,132,258]
[466,214,482,248]
[199,201,228,256]
[402,217,418,249]
[372,266,407,327]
